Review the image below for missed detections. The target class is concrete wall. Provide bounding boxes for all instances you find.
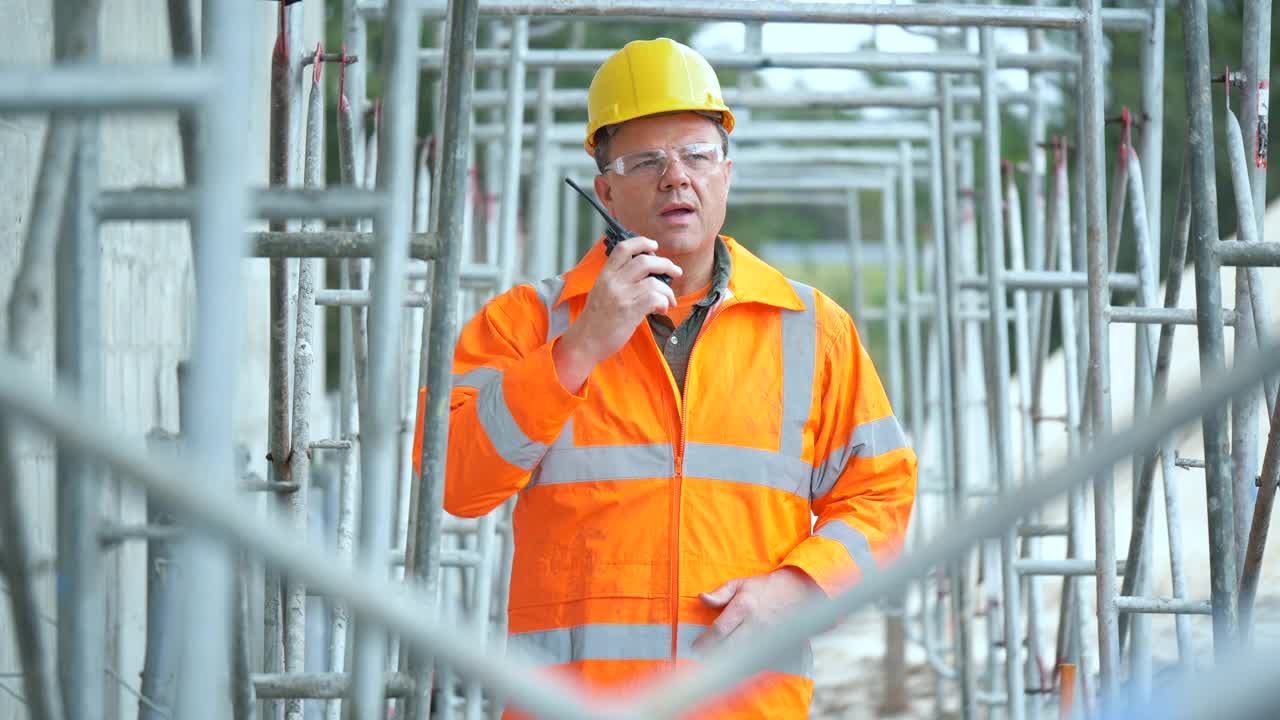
[0,2,326,718]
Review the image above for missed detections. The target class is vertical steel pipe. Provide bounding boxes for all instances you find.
[1139,0,1165,251]
[938,73,976,720]
[173,0,253,716]
[265,7,298,704]
[351,0,427,714]
[1079,0,1120,702]
[883,179,904,412]
[406,0,481,719]
[327,63,363,720]
[52,1,104,718]
[1003,163,1046,713]
[1224,109,1264,578]
[979,28,1025,720]
[497,17,529,289]
[1181,0,1240,658]
[899,140,924,442]
[846,189,866,326]
[1123,146,1157,698]
[529,67,557,279]
[281,53,325,720]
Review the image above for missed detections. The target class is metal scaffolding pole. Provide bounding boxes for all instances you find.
[406,0,481,718]
[171,0,253,716]
[1182,0,1240,660]
[1078,0,1120,705]
[936,71,977,720]
[52,1,105,718]
[377,0,1151,31]
[349,0,427,714]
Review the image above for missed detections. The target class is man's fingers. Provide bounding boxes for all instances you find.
[611,236,659,260]
[618,252,682,284]
[691,604,747,654]
[698,578,743,608]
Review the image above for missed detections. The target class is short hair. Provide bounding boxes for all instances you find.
[594,113,730,174]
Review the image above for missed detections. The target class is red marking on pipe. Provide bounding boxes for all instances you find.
[312,43,324,85]
[1053,136,1065,171]
[1119,106,1131,170]
[338,46,349,114]
[1258,80,1270,169]
[273,1,289,62]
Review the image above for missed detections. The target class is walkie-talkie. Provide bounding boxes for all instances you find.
[564,178,672,285]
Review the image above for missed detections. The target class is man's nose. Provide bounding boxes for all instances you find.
[659,154,692,190]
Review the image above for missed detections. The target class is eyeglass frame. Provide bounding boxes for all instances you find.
[599,141,728,178]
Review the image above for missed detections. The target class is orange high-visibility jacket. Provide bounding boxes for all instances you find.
[414,236,917,719]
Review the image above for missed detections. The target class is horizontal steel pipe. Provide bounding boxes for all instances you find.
[1116,597,1212,615]
[467,87,1035,112]
[472,120,983,144]
[423,48,1078,73]
[1216,241,1280,266]
[0,65,213,112]
[1017,524,1070,537]
[373,0,1090,29]
[960,271,1139,292]
[1014,559,1125,576]
[250,231,439,260]
[315,290,432,308]
[1109,306,1236,327]
[96,187,384,221]
[252,672,414,699]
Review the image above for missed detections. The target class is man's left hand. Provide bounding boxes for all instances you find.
[691,567,822,654]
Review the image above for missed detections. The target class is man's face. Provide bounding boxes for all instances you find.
[593,112,732,261]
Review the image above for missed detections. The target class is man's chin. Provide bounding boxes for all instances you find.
[653,230,713,256]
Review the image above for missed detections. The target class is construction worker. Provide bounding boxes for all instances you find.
[416,37,917,719]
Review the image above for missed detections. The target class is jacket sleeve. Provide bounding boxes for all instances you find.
[779,295,917,596]
[412,284,587,518]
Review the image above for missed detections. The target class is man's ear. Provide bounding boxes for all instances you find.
[722,157,732,190]
[593,174,615,215]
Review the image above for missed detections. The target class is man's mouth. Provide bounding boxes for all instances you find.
[659,203,695,218]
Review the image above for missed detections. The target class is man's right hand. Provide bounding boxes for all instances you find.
[552,237,682,394]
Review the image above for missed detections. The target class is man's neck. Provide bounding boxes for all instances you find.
[666,240,717,297]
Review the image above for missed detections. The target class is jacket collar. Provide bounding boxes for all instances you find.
[556,235,804,312]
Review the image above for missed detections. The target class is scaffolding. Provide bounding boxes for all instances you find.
[1,0,1279,719]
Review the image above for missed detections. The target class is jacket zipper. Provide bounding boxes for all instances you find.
[669,297,732,663]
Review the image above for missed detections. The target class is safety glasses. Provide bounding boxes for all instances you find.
[602,141,725,178]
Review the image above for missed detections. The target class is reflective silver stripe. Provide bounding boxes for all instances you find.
[532,275,570,342]
[683,443,808,499]
[780,281,817,460]
[509,623,671,663]
[529,443,675,486]
[476,373,547,471]
[452,366,502,390]
[816,519,877,577]
[810,415,910,500]
[509,623,812,678]
[676,623,812,679]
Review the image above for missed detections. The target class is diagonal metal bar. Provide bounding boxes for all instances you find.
[621,340,1280,719]
[0,355,610,720]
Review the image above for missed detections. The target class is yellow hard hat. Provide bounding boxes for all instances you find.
[584,37,736,155]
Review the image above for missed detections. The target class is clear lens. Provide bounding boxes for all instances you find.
[608,142,723,177]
